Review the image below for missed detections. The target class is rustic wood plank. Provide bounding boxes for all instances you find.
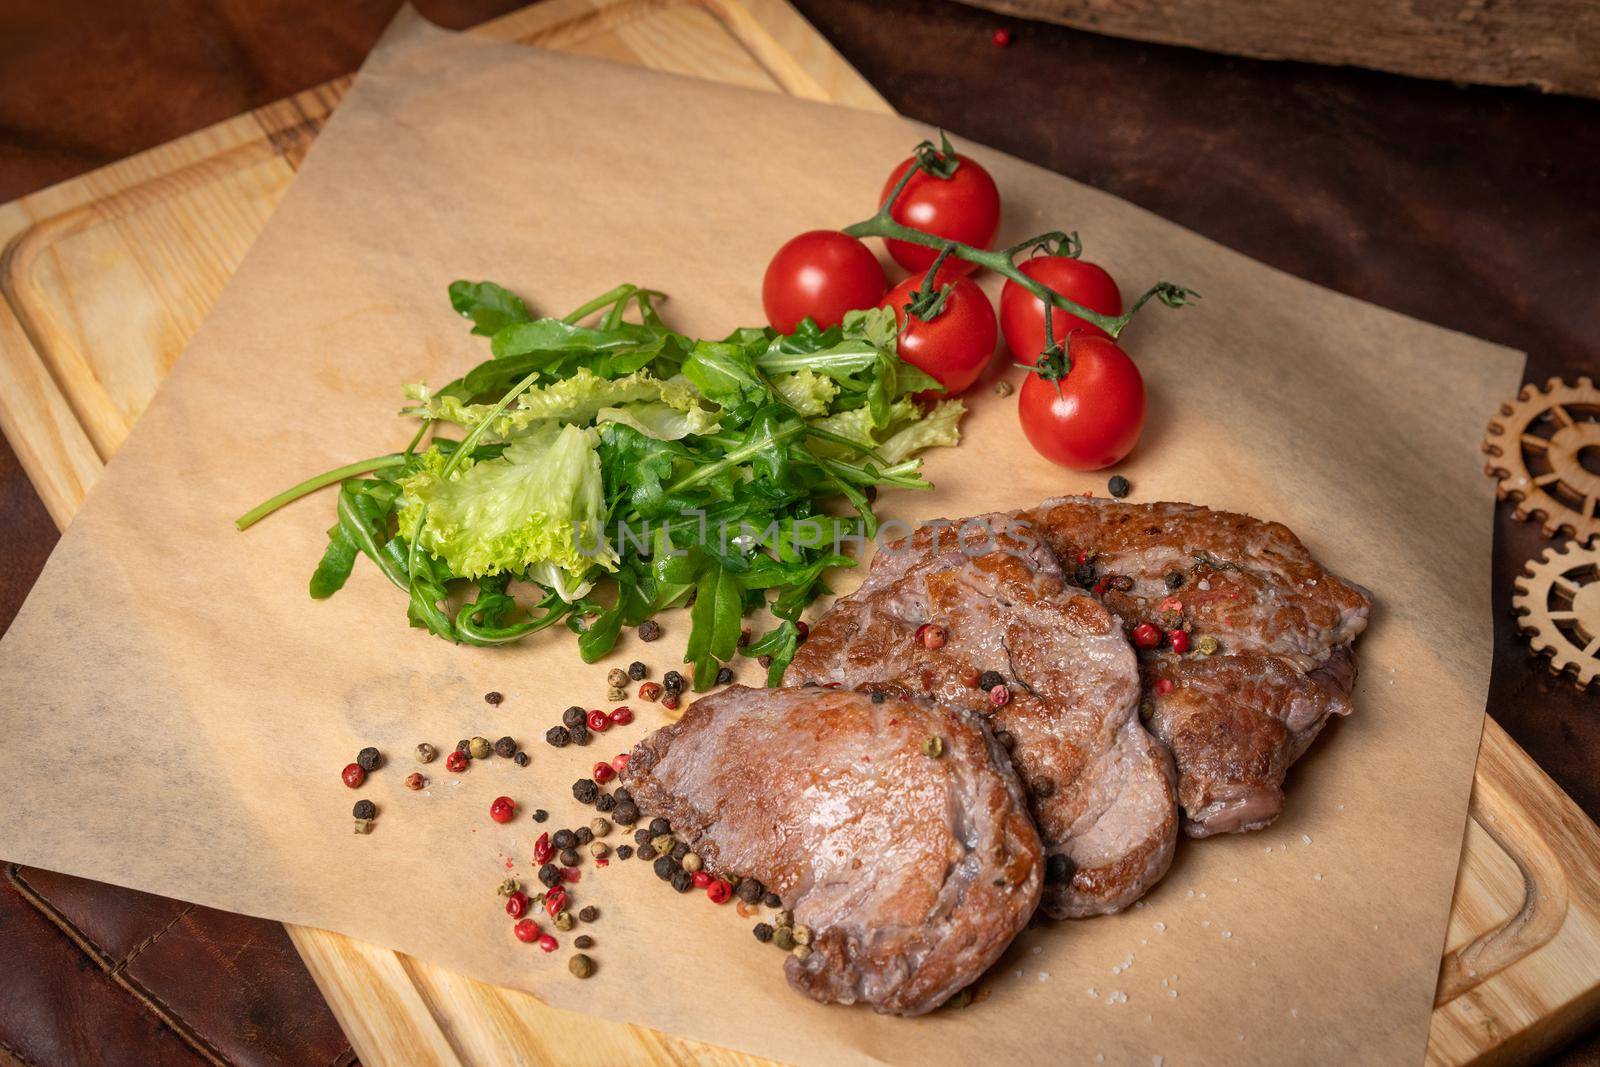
[960,0,1600,99]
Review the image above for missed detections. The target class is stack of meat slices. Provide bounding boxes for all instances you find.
[623,498,1372,1016]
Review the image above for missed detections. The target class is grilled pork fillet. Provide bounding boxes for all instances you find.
[786,513,1178,919]
[1023,497,1373,836]
[622,686,1042,1016]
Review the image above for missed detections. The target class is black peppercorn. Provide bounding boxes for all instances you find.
[662,670,684,693]
[1073,563,1096,587]
[869,689,886,703]
[978,670,1005,691]
[764,892,782,908]
[633,827,653,846]
[653,856,676,881]
[538,863,562,888]
[563,706,587,729]
[1108,474,1131,499]
[613,787,631,803]
[456,739,471,756]
[485,691,503,705]
[648,817,673,836]
[994,730,1016,751]
[616,844,633,860]
[494,736,516,758]
[513,751,529,767]
[559,848,580,867]
[575,826,594,846]
[574,934,595,949]
[1165,571,1186,590]
[628,661,647,681]
[578,905,599,923]
[1045,854,1071,883]
[594,792,615,813]
[545,725,571,748]
[753,923,774,943]
[552,829,577,851]
[638,619,662,642]
[568,721,589,745]
[572,778,599,804]
[669,841,689,863]
[736,878,763,904]
[715,667,734,686]
[614,802,640,826]
[356,747,381,772]
[352,799,376,820]
[533,809,548,823]
[637,844,658,861]
[757,654,772,668]
[671,869,693,893]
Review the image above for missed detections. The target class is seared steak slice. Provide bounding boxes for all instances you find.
[622,686,1042,1016]
[787,513,1178,919]
[1023,498,1374,836]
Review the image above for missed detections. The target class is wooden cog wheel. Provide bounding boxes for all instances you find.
[1513,540,1600,689]
[1483,376,1600,542]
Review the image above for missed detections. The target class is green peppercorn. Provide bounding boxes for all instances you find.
[922,735,944,758]
[606,686,626,703]
[569,953,595,979]
[590,818,611,837]
[651,834,675,855]
[1197,635,1220,655]
[415,742,437,764]
[469,736,492,760]
[792,924,813,946]
[773,926,796,951]
[753,923,774,943]
[774,910,793,928]
[681,852,703,873]
[792,943,812,961]
[578,905,599,922]
[496,877,520,897]
[554,910,575,932]
[590,841,610,860]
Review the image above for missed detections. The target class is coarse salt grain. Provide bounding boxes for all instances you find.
[1302,834,1312,845]
[1222,931,1233,938]
[1108,991,1128,1004]
[1088,987,1099,998]
[1154,921,1166,932]
[1169,989,1179,998]
[1314,873,1323,881]
[1038,972,1050,981]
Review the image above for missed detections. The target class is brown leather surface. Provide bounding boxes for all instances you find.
[0,0,1596,1063]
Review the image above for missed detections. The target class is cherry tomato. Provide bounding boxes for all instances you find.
[1000,256,1123,363]
[1017,335,1145,470]
[880,272,998,395]
[762,230,887,334]
[878,154,1001,274]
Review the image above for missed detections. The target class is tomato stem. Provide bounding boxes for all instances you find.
[845,142,1195,343]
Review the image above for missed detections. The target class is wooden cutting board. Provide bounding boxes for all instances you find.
[1,1,1597,1063]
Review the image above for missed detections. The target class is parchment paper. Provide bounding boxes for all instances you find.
[0,11,1524,1065]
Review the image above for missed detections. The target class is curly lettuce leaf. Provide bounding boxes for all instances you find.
[396,423,616,600]
[403,368,716,441]
[771,370,839,417]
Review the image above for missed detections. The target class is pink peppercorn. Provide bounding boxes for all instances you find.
[989,684,1010,707]
[445,750,469,773]
[587,709,610,732]
[1167,630,1190,654]
[915,623,947,650]
[662,693,680,711]
[592,761,616,784]
[992,27,1012,47]
[1154,678,1174,696]
[609,706,634,726]
[341,763,365,789]
[692,870,712,889]
[489,796,516,823]
[707,880,733,904]
[795,621,809,641]
[611,752,630,773]
[513,919,540,943]
[506,892,528,919]
[534,832,552,864]
[638,681,663,702]
[1131,622,1161,649]
[537,934,558,953]
[545,888,567,917]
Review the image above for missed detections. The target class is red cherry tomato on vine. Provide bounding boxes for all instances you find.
[763,230,887,334]
[880,273,998,395]
[1018,334,1145,470]
[1000,256,1123,363]
[878,154,1001,275]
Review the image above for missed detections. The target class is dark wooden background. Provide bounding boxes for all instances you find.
[0,0,1596,1063]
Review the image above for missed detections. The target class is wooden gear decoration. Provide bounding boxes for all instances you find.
[1513,539,1600,688]
[1483,376,1600,542]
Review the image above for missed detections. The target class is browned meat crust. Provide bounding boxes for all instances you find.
[1023,498,1373,836]
[787,513,1178,918]
[622,686,1042,1016]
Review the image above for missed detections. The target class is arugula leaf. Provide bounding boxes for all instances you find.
[450,280,532,337]
[309,523,358,599]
